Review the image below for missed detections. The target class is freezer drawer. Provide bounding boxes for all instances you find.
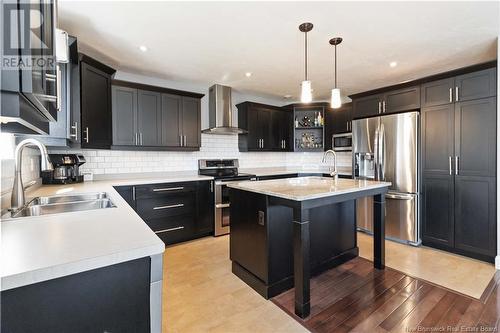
[356,193,419,245]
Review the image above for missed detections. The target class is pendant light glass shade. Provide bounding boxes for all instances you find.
[301,80,312,103]
[330,88,341,108]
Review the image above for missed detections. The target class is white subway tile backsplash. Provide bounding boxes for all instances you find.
[46,134,352,176]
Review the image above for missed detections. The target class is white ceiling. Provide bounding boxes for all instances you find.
[59,1,499,101]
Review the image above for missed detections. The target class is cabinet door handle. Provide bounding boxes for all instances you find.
[70,122,78,139]
[153,203,184,210]
[455,87,459,102]
[84,127,89,143]
[262,139,264,148]
[216,203,230,209]
[153,187,184,192]
[455,156,459,175]
[155,226,184,234]
[449,88,453,103]
[378,101,381,114]
[132,186,136,200]
[140,133,143,145]
[449,156,452,175]
[382,101,386,113]
[184,135,187,147]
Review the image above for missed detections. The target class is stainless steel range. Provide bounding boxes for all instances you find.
[198,159,256,236]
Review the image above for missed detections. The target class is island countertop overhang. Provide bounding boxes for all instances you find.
[227,177,391,202]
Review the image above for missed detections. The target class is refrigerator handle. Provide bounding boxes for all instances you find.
[378,123,385,181]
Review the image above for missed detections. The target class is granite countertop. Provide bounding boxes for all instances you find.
[1,171,212,291]
[239,166,352,177]
[227,176,391,201]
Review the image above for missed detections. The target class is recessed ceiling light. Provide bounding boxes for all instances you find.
[245,72,252,77]
[389,61,398,68]
[139,45,148,52]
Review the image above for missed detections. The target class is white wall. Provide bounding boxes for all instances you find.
[50,134,352,176]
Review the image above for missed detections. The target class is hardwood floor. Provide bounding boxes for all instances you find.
[271,256,500,333]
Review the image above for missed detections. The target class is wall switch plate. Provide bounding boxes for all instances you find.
[258,210,265,226]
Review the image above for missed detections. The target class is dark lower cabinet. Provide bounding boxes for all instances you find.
[80,55,116,149]
[454,176,496,258]
[2,258,151,333]
[421,94,497,262]
[115,180,214,245]
[422,175,455,248]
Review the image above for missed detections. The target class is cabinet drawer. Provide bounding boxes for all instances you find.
[135,182,197,199]
[151,215,195,245]
[145,214,195,233]
[136,194,195,219]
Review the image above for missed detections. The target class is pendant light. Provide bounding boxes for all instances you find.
[329,37,343,108]
[299,22,313,103]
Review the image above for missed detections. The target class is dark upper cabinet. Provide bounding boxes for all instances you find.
[161,94,182,147]
[454,97,496,177]
[455,68,496,102]
[112,83,202,150]
[237,102,292,152]
[421,78,455,107]
[421,104,455,175]
[421,68,496,108]
[112,86,137,146]
[181,97,201,148]
[383,86,420,114]
[137,90,162,146]
[352,94,383,119]
[1,0,58,134]
[325,103,352,137]
[421,92,496,261]
[352,87,420,119]
[80,57,115,149]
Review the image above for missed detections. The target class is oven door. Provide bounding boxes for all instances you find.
[214,178,255,236]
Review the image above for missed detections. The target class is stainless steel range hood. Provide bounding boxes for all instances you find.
[202,84,247,135]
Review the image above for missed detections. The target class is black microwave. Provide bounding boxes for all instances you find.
[332,133,352,151]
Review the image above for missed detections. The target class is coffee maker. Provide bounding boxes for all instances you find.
[42,154,86,184]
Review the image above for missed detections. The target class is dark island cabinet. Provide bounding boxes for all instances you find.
[80,56,115,149]
[114,180,214,245]
[112,82,202,150]
[237,102,293,152]
[421,91,496,261]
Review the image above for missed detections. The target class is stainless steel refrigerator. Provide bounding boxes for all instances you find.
[352,111,420,245]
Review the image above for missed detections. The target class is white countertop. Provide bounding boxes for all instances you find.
[240,166,352,177]
[227,177,391,201]
[1,171,212,291]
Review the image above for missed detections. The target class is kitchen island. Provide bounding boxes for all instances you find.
[228,177,391,318]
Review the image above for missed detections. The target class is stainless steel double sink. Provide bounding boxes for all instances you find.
[9,192,116,218]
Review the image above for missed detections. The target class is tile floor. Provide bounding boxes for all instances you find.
[162,233,496,332]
